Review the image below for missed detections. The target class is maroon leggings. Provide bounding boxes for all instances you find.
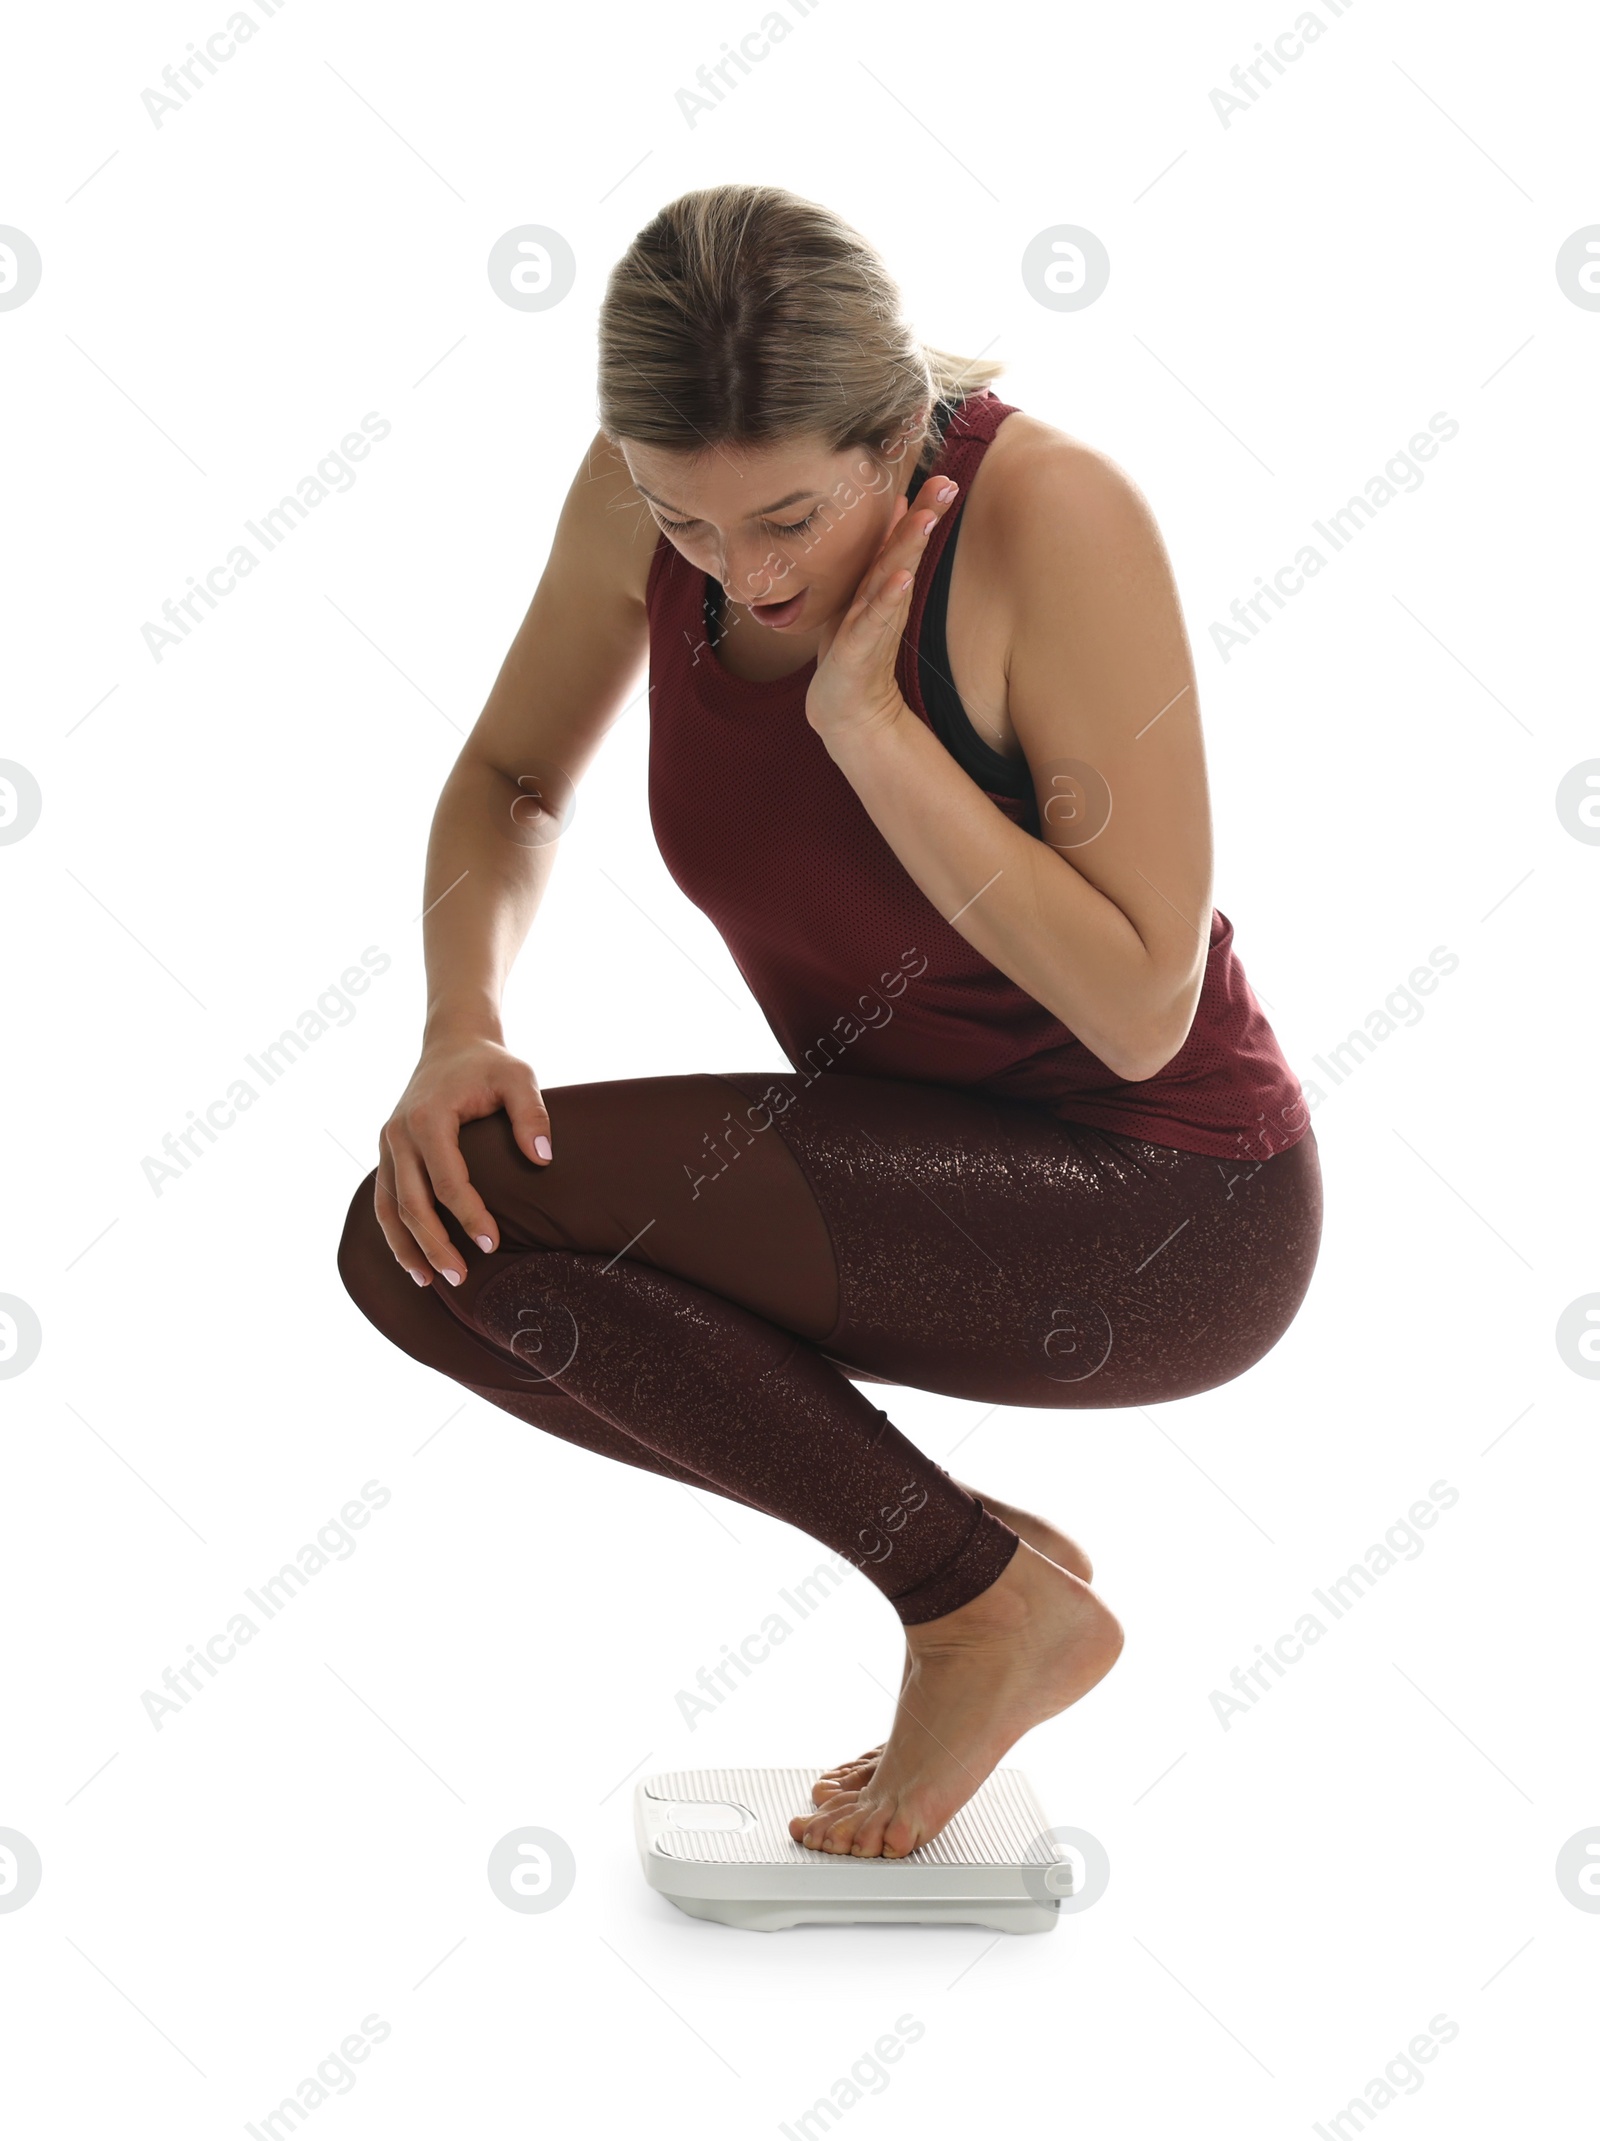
[336,1069,1322,1623]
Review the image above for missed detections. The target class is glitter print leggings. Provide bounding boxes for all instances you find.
[336,1070,1322,1624]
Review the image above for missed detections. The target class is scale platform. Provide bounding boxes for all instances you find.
[634,1766,1071,1933]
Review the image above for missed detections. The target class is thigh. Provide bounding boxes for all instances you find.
[447,1073,841,1343]
[719,1069,1324,1409]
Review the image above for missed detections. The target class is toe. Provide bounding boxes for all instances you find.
[791,1792,852,1850]
[846,1797,895,1858]
[795,1792,867,1853]
[811,1757,875,1805]
[818,1804,864,1854]
[880,1805,924,1858]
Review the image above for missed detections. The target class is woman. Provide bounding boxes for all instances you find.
[337,184,1322,1862]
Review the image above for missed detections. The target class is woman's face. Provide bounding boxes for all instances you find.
[620,413,927,637]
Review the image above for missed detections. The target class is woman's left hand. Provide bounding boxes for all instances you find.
[805,475,960,742]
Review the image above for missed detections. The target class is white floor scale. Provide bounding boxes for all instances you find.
[634,1766,1072,1933]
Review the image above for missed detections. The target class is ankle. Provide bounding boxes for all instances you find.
[906,1543,1062,1652]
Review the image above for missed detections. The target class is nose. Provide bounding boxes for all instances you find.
[719,541,793,604]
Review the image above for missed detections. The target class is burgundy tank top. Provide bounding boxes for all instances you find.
[645,390,1309,1164]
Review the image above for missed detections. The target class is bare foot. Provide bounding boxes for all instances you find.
[809,1486,1093,1805]
[791,1542,1122,1858]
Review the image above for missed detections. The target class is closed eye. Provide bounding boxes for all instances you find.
[655,510,820,537]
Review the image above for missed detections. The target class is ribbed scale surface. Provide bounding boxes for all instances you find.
[642,1768,1062,1872]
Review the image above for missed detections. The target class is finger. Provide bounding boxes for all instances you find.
[865,488,958,607]
[913,473,960,516]
[501,1064,553,1171]
[385,1130,467,1285]
[849,550,922,643]
[373,1145,435,1287]
[876,477,958,576]
[854,496,910,589]
[410,1114,504,1260]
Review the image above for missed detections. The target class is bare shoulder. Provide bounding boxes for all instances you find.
[973,408,1174,602]
[552,427,664,609]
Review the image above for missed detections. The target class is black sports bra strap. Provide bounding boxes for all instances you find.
[915,483,1039,825]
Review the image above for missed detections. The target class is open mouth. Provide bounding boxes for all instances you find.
[747,589,806,628]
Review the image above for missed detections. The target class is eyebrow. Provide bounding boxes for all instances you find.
[633,484,818,520]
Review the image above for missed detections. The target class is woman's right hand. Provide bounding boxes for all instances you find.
[375,1032,550,1286]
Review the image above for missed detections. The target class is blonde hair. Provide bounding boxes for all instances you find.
[597,184,1004,471]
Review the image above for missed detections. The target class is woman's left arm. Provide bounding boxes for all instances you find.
[808,446,1214,1083]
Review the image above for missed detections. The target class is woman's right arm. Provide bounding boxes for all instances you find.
[374,429,657,1286]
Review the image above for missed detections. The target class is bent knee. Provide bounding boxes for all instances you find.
[455,1111,594,1248]
[337,1169,400,1320]
[455,1112,532,1208]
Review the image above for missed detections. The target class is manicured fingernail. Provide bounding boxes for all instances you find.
[937,481,957,500]
[921,515,937,534]
[534,1135,552,1161]
[443,1269,463,1286]
[410,1269,431,1287]
[476,1235,494,1252]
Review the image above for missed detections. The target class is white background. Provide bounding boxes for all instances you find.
[2,0,1596,2133]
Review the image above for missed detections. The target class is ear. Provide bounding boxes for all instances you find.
[905,403,934,459]
[875,405,932,468]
